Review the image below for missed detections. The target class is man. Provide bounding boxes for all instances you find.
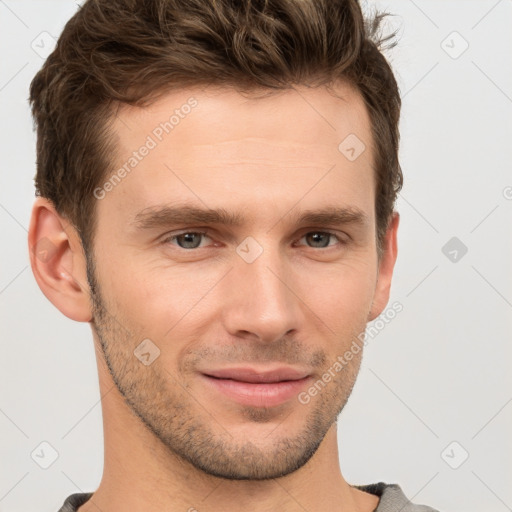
[27,0,440,510]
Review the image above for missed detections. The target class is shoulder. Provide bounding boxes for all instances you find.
[56,492,94,512]
[354,482,441,512]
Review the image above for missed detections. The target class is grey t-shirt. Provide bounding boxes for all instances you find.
[57,482,440,511]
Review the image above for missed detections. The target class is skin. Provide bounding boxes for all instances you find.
[28,81,399,512]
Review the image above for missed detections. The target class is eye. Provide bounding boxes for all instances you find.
[161,230,347,251]
[296,231,345,249]
[162,231,211,249]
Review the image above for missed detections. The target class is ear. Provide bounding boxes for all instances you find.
[368,211,399,322]
[28,197,93,322]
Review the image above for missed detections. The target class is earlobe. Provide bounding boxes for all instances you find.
[367,211,399,322]
[28,197,93,322]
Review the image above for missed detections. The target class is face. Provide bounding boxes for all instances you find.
[87,83,384,480]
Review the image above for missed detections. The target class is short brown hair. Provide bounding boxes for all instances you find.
[29,0,402,260]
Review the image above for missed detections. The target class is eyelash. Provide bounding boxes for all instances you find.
[161,230,348,250]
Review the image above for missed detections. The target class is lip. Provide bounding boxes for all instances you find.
[202,366,310,383]
[200,366,312,408]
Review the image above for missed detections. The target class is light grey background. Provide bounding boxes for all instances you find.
[1,1,511,511]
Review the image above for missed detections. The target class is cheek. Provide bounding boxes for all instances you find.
[101,256,222,340]
[296,257,377,328]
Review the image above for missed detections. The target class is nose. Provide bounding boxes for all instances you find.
[221,244,302,344]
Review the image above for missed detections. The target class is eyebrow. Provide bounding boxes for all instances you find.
[131,204,370,231]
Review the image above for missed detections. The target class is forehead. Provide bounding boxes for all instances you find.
[98,82,375,230]
[113,82,372,155]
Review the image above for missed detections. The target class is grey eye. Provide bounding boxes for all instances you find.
[171,232,207,249]
[303,232,336,248]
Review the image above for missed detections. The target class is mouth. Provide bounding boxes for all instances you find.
[200,366,312,407]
